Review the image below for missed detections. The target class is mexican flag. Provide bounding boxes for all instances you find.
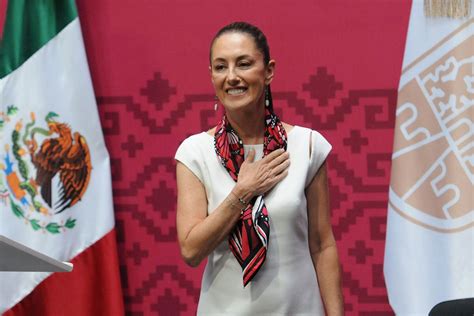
[384,1,473,315]
[0,1,124,314]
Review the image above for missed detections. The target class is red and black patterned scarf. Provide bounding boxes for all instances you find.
[214,108,287,286]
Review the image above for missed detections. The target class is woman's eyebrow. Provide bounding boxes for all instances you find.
[212,54,254,64]
[211,57,227,64]
[236,55,252,60]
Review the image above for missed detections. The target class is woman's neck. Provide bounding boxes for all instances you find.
[226,105,265,145]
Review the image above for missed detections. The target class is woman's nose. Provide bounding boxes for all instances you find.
[226,66,239,83]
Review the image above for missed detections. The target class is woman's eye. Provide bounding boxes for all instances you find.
[214,65,226,71]
[239,62,251,68]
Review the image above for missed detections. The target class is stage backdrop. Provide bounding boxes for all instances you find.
[75,1,411,315]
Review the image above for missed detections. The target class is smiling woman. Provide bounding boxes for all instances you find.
[210,32,274,119]
[175,22,343,315]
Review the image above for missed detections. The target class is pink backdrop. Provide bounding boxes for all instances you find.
[72,1,412,315]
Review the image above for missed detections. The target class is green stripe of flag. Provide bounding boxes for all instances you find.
[0,0,77,79]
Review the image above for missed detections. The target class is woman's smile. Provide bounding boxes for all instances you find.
[226,87,248,96]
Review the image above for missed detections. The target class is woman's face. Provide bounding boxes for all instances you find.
[210,32,274,112]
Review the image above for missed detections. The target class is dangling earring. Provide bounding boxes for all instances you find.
[265,87,270,107]
[214,95,218,111]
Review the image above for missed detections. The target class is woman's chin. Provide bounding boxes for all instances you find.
[223,100,251,111]
[222,98,264,113]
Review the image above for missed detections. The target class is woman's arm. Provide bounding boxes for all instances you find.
[176,161,243,266]
[176,148,289,267]
[305,161,344,315]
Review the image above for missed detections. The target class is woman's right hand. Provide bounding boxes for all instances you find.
[234,148,290,200]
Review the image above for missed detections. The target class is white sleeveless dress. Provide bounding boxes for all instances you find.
[175,126,332,315]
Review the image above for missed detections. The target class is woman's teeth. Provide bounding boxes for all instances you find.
[227,88,246,95]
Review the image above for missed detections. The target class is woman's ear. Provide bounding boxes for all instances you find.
[265,60,276,85]
[209,65,214,84]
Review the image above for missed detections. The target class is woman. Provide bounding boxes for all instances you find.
[175,22,343,315]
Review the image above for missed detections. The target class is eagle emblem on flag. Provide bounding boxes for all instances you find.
[0,106,92,233]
